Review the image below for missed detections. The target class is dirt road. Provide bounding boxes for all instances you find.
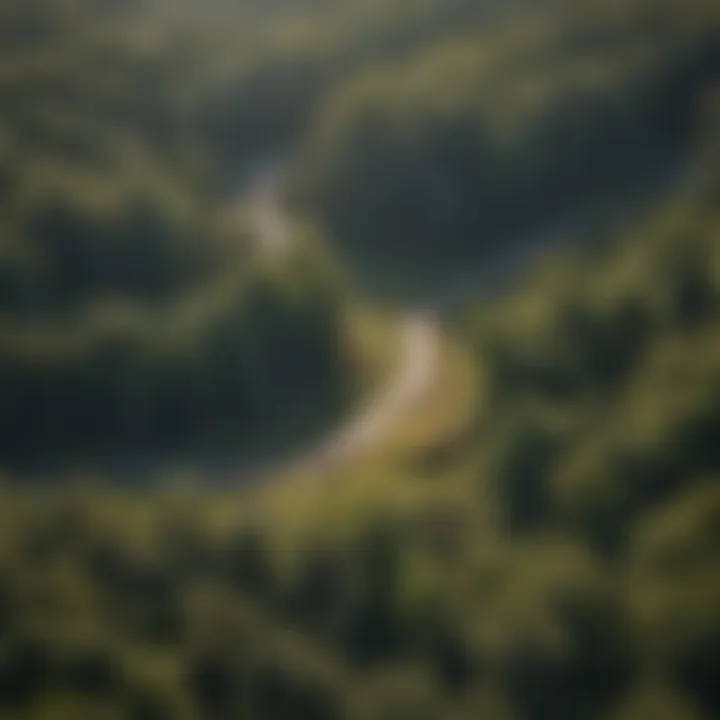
[237,167,442,481]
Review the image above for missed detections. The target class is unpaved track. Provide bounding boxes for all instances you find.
[234,153,692,483]
[235,160,588,483]
[269,312,441,479]
[237,168,442,483]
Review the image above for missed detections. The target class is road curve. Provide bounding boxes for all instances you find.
[232,153,691,485]
[237,166,442,483]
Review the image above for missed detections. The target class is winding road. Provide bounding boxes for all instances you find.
[237,164,442,482]
[235,161,579,483]
[231,152,690,484]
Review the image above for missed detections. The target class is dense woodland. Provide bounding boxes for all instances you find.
[0,0,719,718]
[1,183,718,719]
[0,0,353,467]
[302,0,720,292]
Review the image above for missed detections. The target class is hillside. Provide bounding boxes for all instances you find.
[1,181,718,718]
[301,0,720,296]
[0,0,354,471]
[0,1,719,718]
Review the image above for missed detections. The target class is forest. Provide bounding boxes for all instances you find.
[0,0,354,468]
[0,0,719,718]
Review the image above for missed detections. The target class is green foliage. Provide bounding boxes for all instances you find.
[0,0,354,469]
[301,0,720,295]
[1,1,719,718]
[1,192,719,718]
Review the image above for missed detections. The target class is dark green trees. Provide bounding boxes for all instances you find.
[301,0,720,294]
